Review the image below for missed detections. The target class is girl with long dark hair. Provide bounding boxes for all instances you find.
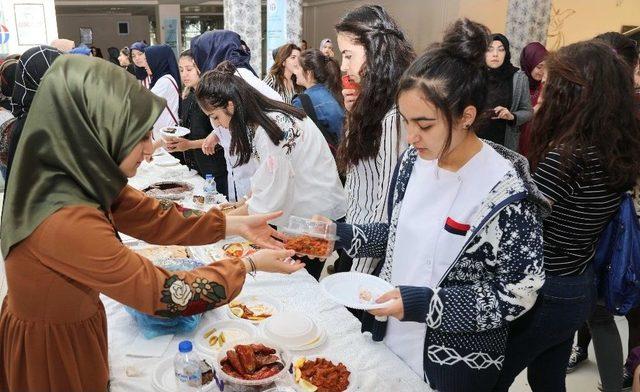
[196,64,345,279]
[476,34,533,151]
[494,39,640,392]
[292,49,345,146]
[565,31,640,390]
[191,30,281,203]
[328,19,546,391]
[164,50,228,196]
[333,5,415,274]
[263,43,304,104]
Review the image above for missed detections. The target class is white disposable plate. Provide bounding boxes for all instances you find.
[227,295,281,324]
[319,272,395,310]
[160,126,190,138]
[291,354,360,392]
[260,322,327,352]
[151,357,217,392]
[195,319,258,357]
[153,154,180,167]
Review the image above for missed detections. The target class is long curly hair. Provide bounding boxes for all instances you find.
[268,43,304,96]
[529,40,640,191]
[335,5,415,171]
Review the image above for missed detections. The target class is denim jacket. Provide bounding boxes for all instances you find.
[292,84,344,140]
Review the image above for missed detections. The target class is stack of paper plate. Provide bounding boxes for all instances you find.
[260,311,326,351]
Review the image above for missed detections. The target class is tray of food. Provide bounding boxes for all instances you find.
[142,181,194,200]
[214,338,290,387]
[228,295,281,324]
[291,355,358,392]
[280,216,337,258]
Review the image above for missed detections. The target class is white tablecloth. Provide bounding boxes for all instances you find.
[105,267,429,392]
[105,155,430,392]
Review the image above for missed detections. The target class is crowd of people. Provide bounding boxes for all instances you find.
[1,3,640,392]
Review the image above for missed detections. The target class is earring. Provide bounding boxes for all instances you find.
[463,123,471,129]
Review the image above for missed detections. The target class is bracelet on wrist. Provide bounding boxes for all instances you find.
[245,256,257,278]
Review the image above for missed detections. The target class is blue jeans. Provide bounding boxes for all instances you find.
[492,266,597,392]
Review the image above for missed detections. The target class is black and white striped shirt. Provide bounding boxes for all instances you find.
[534,148,621,276]
[263,74,295,105]
[345,108,406,273]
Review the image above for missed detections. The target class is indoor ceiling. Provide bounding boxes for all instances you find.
[55,1,223,17]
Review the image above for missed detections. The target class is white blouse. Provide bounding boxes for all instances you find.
[212,67,282,202]
[247,112,346,227]
[384,142,511,376]
[150,75,180,140]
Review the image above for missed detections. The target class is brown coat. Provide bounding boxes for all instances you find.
[0,186,246,391]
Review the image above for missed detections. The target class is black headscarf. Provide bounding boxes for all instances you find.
[145,44,181,91]
[190,30,257,75]
[0,59,17,111]
[477,34,519,145]
[487,34,519,83]
[107,47,120,65]
[144,44,182,119]
[6,45,63,182]
[130,41,149,82]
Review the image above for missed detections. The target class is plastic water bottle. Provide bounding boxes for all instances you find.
[203,174,217,204]
[174,340,202,391]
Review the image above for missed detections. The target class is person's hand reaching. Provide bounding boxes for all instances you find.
[242,249,305,275]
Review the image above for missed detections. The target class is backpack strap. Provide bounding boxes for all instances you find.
[162,75,180,126]
[298,93,319,125]
[164,74,181,95]
[165,104,179,126]
[297,93,338,155]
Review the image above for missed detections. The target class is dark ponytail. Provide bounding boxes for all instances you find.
[397,18,491,157]
[299,49,343,105]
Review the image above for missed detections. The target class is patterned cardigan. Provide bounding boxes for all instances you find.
[334,143,550,391]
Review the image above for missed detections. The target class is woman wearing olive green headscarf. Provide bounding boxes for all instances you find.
[0,56,302,391]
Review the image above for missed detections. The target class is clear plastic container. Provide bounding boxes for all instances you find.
[280,216,338,258]
[174,340,203,391]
